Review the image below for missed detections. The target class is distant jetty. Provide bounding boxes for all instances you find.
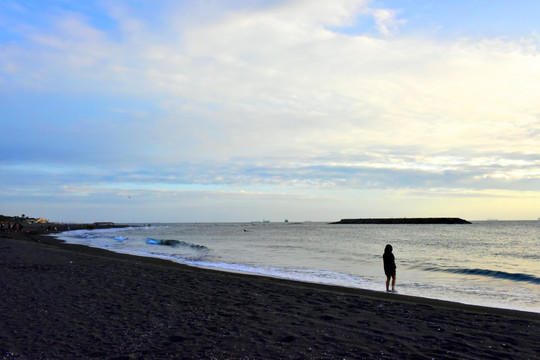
[331,218,471,225]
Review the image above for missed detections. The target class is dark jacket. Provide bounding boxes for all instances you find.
[383,252,396,276]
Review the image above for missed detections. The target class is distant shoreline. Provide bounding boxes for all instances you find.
[331,217,472,224]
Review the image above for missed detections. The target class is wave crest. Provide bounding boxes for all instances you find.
[146,238,209,251]
[424,267,540,284]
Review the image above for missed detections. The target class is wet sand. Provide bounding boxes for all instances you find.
[1,226,539,359]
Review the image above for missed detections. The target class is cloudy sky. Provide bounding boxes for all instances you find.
[1,0,540,222]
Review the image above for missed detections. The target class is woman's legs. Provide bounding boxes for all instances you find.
[386,275,396,292]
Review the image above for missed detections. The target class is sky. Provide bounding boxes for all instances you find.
[1,0,540,223]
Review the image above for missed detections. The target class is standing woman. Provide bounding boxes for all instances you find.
[383,244,396,292]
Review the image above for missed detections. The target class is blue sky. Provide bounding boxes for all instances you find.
[1,0,540,222]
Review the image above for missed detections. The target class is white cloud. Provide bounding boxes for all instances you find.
[3,2,540,156]
[372,8,407,36]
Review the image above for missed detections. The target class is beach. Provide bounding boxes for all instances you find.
[1,226,539,359]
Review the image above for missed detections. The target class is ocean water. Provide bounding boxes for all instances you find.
[55,221,540,313]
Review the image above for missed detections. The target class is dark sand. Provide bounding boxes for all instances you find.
[1,226,539,359]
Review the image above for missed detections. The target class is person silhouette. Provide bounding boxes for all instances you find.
[383,244,396,292]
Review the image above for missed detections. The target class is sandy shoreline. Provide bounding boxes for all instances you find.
[1,226,539,359]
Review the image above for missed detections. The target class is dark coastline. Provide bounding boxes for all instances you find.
[331,217,472,224]
[1,225,539,359]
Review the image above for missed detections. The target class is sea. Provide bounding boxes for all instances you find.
[54,220,540,313]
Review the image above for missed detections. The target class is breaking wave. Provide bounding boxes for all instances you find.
[146,238,209,252]
[424,267,540,285]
